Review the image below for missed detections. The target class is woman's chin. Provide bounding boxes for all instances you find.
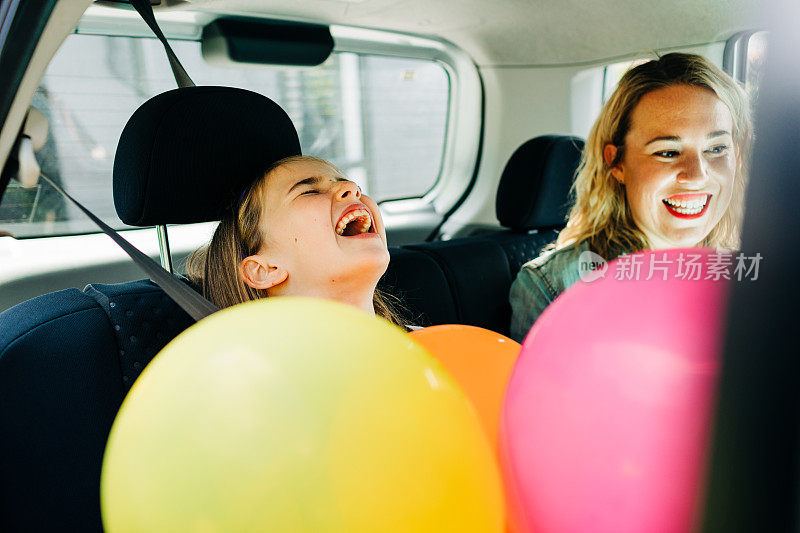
[653,231,709,250]
[649,217,719,249]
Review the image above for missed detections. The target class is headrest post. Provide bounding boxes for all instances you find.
[156,225,173,273]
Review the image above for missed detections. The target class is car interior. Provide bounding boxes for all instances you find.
[0,0,796,531]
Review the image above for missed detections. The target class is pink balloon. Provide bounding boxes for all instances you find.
[501,249,729,533]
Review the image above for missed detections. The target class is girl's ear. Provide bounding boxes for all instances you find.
[604,144,625,184]
[240,255,288,290]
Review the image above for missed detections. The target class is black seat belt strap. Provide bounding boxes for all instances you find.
[128,0,195,88]
[39,173,219,321]
[18,3,216,322]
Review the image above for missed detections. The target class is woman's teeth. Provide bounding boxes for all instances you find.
[663,196,708,215]
[336,209,372,236]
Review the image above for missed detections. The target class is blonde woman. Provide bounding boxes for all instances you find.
[187,155,404,325]
[509,53,752,342]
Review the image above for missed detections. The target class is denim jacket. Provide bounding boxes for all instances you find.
[508,241,590,342]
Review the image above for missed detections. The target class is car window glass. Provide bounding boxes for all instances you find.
[570,57,648,137]
[0,33,449,238]
[602,58,649,103]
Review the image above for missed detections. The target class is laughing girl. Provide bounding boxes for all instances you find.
[187,155,402,324]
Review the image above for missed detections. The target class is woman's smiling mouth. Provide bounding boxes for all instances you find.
[662,193,711,219]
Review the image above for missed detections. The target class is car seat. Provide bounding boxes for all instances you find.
[0,90,581,529]
[381,134,584,334]
[0,86,300,533]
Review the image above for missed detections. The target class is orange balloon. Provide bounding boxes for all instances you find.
[409,325,520,453]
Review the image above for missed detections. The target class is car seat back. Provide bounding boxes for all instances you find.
[0,130,583,531]
[382,135,584,334]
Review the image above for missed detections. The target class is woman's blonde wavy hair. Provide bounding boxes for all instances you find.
[186,155,405,326]
[555,52,752,260]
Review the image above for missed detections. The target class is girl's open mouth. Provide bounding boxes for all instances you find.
[662,193,711,220]
[335,207,376,237]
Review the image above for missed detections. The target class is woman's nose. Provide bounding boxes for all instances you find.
[334,180,361,200]
[676,152,708,185]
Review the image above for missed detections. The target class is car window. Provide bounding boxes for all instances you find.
[602,58,649,103]
[0,33,449,238]
[570,56,649,138]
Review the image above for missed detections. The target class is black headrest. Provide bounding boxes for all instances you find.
[114,86,301,226]
[496,135,584,230]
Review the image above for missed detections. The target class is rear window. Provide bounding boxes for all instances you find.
[602,58,649,103]
[0,32,450,238]
[570,56,649,138]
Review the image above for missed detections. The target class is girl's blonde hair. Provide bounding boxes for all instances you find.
[555,52,752,259]
[186,155,405,326]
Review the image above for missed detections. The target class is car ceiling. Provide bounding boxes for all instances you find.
[160,0,765,66]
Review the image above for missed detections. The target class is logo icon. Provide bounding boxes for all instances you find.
[578,250,608,282]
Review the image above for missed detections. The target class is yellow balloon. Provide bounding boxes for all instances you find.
[101,297,504,533]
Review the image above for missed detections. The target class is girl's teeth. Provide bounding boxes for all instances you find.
[336,209,371,235]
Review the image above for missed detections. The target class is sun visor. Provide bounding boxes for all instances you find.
[201,17,334,68]
[113,86,301,226]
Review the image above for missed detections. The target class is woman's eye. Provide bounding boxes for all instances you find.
[705,144,730,155]
[300,189,319,196]
[653,150,680,158]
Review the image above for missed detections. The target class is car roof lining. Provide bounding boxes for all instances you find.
[0,0,761,183]
[157,0,765,66]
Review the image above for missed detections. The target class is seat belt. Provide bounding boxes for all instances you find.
[33,1,218,322]
[1,0,219,321]
[39,173,220,321]
[128,0,195,88]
